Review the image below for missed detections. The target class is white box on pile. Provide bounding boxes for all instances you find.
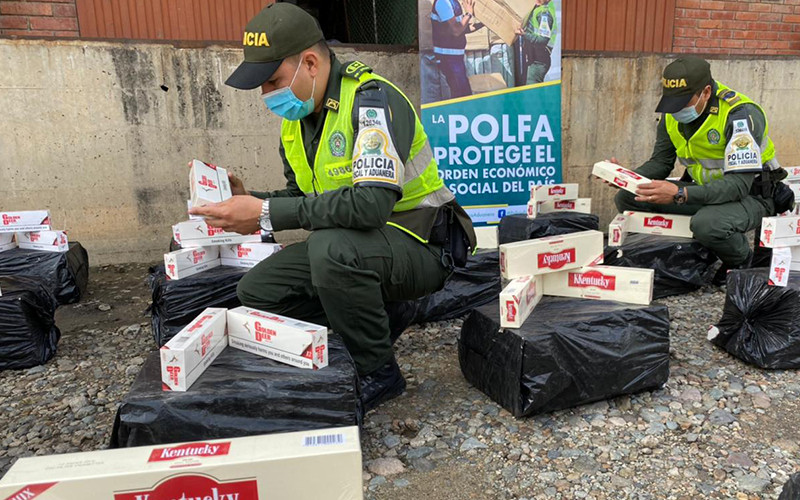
[220,242,282,269]
[173,220,261,248]
[160,308,228,391]
[189,159,232,208]
[0,233,15,253]
[0,211,51,233]
[16,230,69,252]
[542,265,654,305]
[608,213,630,247]
[769,247,792,287]
[164,246,221,280]
[227,306,328,370]
[592,161,651,194]
[474,226,498,249]
[499,275,543,328]
[760,216,800,248]
[499,230,604,279]
[785,166,800,181]
[537,198,592,215]
[0,427,363,500]
[624,211,693,238]
[530,183,580,203]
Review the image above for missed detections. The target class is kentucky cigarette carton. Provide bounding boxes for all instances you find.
[0,427,363,500]
[16,230,69,253]
[537,198,592,215]
[0,211,51,233]
[220,242,282,269]
[784,166,800,181]
[531,183,580,203]
[475,226,499,249]
[164,246,221,280]
[608,213,630,247]
[499,230,604,279]
[526,199,537,219]
[769,247,792,287]
[161,308,228,391]
[227,306,328,370]
[760,216,800,248]
[173,220,261,248]
[189,159,232,208]
[624,211,693,238]
[499,275,543,328]
[542,265,654,305]
[592,161,652,194]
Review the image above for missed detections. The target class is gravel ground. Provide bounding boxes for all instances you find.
[1,264,798,499]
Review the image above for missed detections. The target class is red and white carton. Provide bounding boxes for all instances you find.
[16,230,69,253]
[227,306,328,370]
[499,230,604,279]
[592,161,652,194]
[0,427,362,500]
[220,242,282,269]
[784,166,800,181]
[189,159,232,208]
[542,265,654,305]
[0,211,51,233]
[624,211,693,238]
[769,247,792,287]
[760,215,800,248]
[173,220,261,248]
[537,198,592,215]
[160,308,228,391]
[164,246,221,280]
[526,199,537,219]
[608,213,630,247]
[499,275,543,328]
[530,183,580,203]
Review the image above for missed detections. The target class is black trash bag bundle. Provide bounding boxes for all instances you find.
[459,298,670,417]
[148,265,248,347]
[498,212,599,245]
[603,233,717,298]
[0,243,89,305]
[779,473,800,500]
[0,276,61,370]
[110,334,360,448]
[709,268,800,369]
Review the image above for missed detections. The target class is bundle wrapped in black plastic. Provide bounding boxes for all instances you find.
[604,233,717,298]
[148,265,247,347]
[110,334,360,448]
[709,269,800,369]
[459,298,670,417]
[0,276,61,370]
[0,243,89,305]
[498,213,599,245]
[779,473,800,500]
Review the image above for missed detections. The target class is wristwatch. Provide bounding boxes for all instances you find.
[673,187,687,205]
[258,199,273,231]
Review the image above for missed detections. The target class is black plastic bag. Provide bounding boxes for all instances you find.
[110,334,360,448]
[459,298,670,417]
[710,268,800,369]
[0,243,89,305]
[779,473,800,500]
[604,233,717,298]
[148,265,247,347]
[498,213,599,245]
[0,276,61,370]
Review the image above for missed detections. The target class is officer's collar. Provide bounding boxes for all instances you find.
[321,55,343,112]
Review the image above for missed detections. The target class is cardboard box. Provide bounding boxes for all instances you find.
[624,211,693,238]
[0,427,363,499]
[219,242,282,269]
[499,275,543,328]
[769,247,791,287]
[526,199,536,219]
[164,246,221,280]
[530,183,580,203]
[0,211,51,233]
[537,198,592,215]
[160,308,228,391]
[16,230,69,253]
[189,159,232,208]
[475,226,499,249]
[468,73,507,93]
[499,230,604,279]
[592,161,652,194]
[227,306,328,370]
[760,216,800,248]
[473,0,526,46]
[173,220,261,248]
[542,265,654,305]
[608,213,630,247]
[784,166,800,181]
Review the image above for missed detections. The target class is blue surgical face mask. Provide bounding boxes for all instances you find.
[262,60,316,121]
[670,97,703,124]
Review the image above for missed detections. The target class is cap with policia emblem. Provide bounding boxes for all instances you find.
[225,3,325,90]
[655,56,713,114]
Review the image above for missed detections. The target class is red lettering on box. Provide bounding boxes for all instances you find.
[537,248,577,270]
[114,474,258,500]
[148,442,231,462]
[569,270,616,291]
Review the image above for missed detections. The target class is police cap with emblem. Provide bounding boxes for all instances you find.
[225,3,325,90]
[655,56,713,113]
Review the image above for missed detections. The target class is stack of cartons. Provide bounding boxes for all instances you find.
[0,210,71,253]
[760,214,800,286]
[527,183,592,218]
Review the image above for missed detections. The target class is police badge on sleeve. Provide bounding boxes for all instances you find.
[724,119,762,174]
[352,107,404,190]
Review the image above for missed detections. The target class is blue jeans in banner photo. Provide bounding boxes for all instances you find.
[438,54,472,99]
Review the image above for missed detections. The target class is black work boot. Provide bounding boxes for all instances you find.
[359,356,406,414]
[712,250,753,287]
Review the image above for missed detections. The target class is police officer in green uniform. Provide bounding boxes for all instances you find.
[517,0,557,84]
[611,56,788,285]
[190,3,476,412]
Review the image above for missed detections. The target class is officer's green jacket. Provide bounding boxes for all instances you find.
[523,1,557,47]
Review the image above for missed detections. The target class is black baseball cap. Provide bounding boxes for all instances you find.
[225,3,324,90]
[655,56,713,113]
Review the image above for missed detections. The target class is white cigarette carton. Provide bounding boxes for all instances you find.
[220,242,282,269]
[0,427,363,500]
[227,306,328,370]
[164,246,221,280]
[499,230,604,279]
[592,161,652,194]
[788,183,800,201]
[531,183,580,203]
[608,213,630,247]
[173,220,261,248]
[526,199,536,219]
[784,166,800,181]
[760,216,800,248]
[0,211,51,233]
[537,198,592,215]
[475,226,499,249]
[624,211,693,238]
[0,234,15,253]
[189,159,232,208]
[769,247,792,287]
[499,275,543,329]
[16,230,69,252]
[542,265,654,305]
[160,308,228,391]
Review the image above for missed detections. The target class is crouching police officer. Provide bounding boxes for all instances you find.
[610,56,791,285]
[191,4,475,412]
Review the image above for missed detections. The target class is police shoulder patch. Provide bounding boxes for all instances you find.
[719,90,741,105]
[707,128,721,145]
[343,61,373,80]
[329,131,347,157]
[351,106,404,189]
